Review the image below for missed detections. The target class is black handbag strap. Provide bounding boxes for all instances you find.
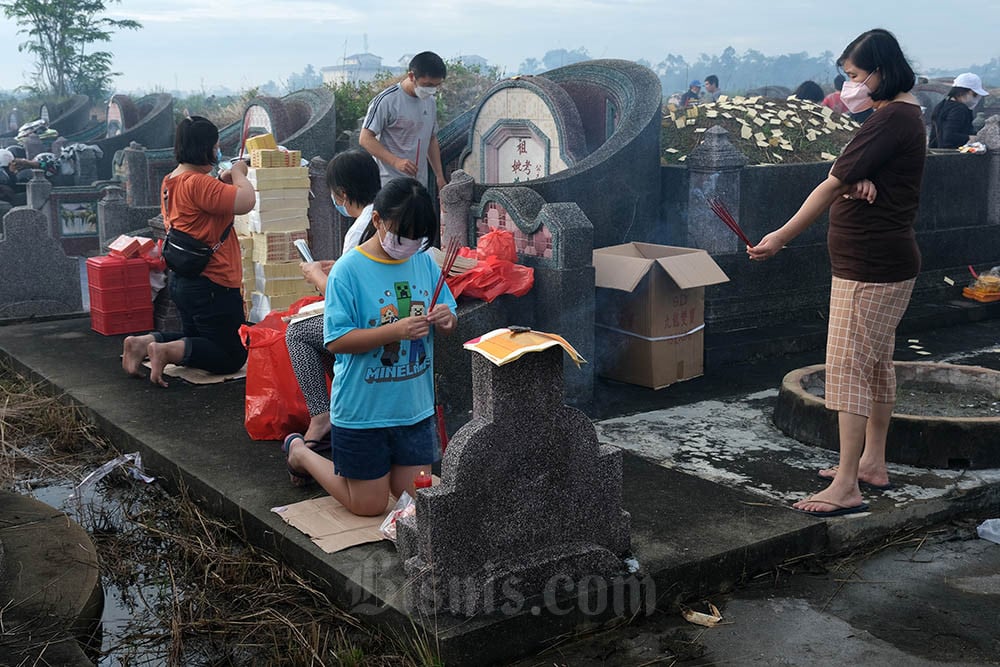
[210,222,234,253]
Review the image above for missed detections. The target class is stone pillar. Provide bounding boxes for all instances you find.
[977,116,1000,226]
[439,169,474,247]
[26,170,51,211]
[98,186,128,250]
[685,125,748,254]
[75,148,100,187]
[396,346,631,617]
[119,143,150,206]
[306,156,343,260]
[21,135,43,160]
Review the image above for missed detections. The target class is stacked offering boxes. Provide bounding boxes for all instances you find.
[86,256,153,335]
[238,235,254,317]
[246,163,314,322]
[251,149,302,168]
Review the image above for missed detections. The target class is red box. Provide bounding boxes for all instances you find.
[89,284,152,312]
[90,306,153,336]
[86,255,149,289]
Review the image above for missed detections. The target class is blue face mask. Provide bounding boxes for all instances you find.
[331,193,349,217]
[215,147,223,164]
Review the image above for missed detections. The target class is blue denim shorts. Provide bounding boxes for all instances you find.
[331,416,440,480]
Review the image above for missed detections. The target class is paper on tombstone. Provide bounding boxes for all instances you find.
[464,327,586,368]
[68,452,155,501]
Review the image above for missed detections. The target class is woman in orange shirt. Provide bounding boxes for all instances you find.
[122,116,256,386]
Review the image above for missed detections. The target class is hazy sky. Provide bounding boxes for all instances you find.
[2,0,998,93]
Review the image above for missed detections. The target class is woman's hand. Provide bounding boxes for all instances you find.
[747,230,787,261]
[300,260,334,292]
[217,168,234,184]
[845,179,877,203]
[427,304,456,334]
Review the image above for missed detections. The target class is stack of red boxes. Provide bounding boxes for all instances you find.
[86,256,153,335]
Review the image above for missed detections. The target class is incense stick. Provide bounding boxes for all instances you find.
[430,237,461,310]
[707,197,752,246]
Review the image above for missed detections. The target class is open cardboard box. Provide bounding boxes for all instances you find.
[593,242,729,389]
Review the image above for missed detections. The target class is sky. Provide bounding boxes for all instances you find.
[1,0,998,94]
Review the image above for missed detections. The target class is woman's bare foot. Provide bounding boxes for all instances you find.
[818,464,890,489]
[122,334,154,376]
[793,485,864,514]
[147,341,171,387]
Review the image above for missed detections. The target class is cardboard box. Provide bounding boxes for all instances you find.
[593,242,729,389]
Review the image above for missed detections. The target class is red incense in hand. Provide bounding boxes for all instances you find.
[430,237,461,309]
[707,196,752,246]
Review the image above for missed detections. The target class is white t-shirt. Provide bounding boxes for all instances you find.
[362,83,437,186]
[342,204,374,254]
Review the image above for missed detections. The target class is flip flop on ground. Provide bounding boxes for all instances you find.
[793,499,870,518]
[282,433,314,487]
[817,466,893,491]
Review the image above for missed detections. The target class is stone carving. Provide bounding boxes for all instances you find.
[397,345,630,616]
[0,207,82,317]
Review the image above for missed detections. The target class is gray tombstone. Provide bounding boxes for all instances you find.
[396,345,630,617]
[97,186,128,250]
[439,169,474,247]
[0,207,83,317]
[26,170,52,211]
[685,125,749,254]
[980,116,1000,227]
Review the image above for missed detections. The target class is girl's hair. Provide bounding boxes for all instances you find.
[326,149,381,206]
[793,80,825,103]
[946,86,973,100]
[373,177,439,250]
[838,28,915,101]
[174,115,218,166]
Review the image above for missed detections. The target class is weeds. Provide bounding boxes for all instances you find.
[0,359,441,666]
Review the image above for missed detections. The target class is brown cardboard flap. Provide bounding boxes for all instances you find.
[656,251,729,289]
[593,252,653,292]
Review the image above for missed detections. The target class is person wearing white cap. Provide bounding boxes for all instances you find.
[928,72,990,148]
[0,148,17,204]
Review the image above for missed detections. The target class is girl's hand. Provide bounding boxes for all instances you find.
[300,260,334,291]
[395,316,430,341]
[427,304,456,333]
[747,231,787,261]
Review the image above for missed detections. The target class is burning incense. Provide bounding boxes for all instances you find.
[707,197,752,247]
[430,237,461,309]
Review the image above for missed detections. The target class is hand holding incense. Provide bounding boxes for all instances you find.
[430,237,461,310]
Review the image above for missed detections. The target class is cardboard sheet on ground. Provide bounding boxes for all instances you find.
[272,496,394,553]
[272,476,441,553]
[140,360,247,384]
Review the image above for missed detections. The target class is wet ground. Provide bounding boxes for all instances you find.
[509,518,1000,666]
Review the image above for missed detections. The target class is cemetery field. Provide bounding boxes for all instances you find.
[0,359,439,667]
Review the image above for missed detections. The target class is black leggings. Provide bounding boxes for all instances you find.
[153,274,247,374]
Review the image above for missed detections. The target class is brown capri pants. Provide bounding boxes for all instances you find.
[825,276,916,417]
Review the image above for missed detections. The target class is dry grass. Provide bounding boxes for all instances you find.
[0,359,441,666]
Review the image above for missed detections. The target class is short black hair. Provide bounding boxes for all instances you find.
[946,86,973,99]
[834,74,845,90]
[326,149,381,206]
[174,115,218,166]
[838,28,915,101]
[373,177,439,250]
[409,51,447,80]
[705,74,719,87]
[794,80,825,103]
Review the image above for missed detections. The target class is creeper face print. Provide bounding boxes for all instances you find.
[379,303,400,366]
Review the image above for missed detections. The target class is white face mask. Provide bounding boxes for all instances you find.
[378,225,425,260]
[964,94,980,110]
[414,85,438,100]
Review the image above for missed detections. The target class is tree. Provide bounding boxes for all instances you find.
[1,0,141,99]
[286,64,323,93]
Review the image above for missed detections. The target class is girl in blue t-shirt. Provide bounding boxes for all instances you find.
[284,177,458,516]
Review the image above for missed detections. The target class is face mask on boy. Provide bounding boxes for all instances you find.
[414,86,438,100]
[331,193,350,218]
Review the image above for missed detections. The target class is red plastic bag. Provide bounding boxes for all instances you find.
[241,295,322,440]
[477,229,517,263]
[446,256,533,303]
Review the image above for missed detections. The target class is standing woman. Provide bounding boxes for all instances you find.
[928,72,989,149]
[748,29,926,517]
[122,116,256,386]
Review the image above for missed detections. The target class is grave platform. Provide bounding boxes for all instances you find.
[1,312,999,665]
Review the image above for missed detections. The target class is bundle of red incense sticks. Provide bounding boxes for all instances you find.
[430,237,461,309]
[707,197,752,246]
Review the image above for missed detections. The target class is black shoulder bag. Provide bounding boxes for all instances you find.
[161,183,234,278]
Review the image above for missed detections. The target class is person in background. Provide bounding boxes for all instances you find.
[748,29,926,518]
[928,72,989,149]
[284,177,458,516]
[0,149,16,204]
[360,51,448,191]
[794,80,825,104]
[122,116,255,387]
[704,74,721,102]
[680,80,702,107]
[823,74,849,114]
[284,150,381,449]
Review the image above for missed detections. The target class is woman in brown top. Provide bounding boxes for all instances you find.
[748,29,926,517]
